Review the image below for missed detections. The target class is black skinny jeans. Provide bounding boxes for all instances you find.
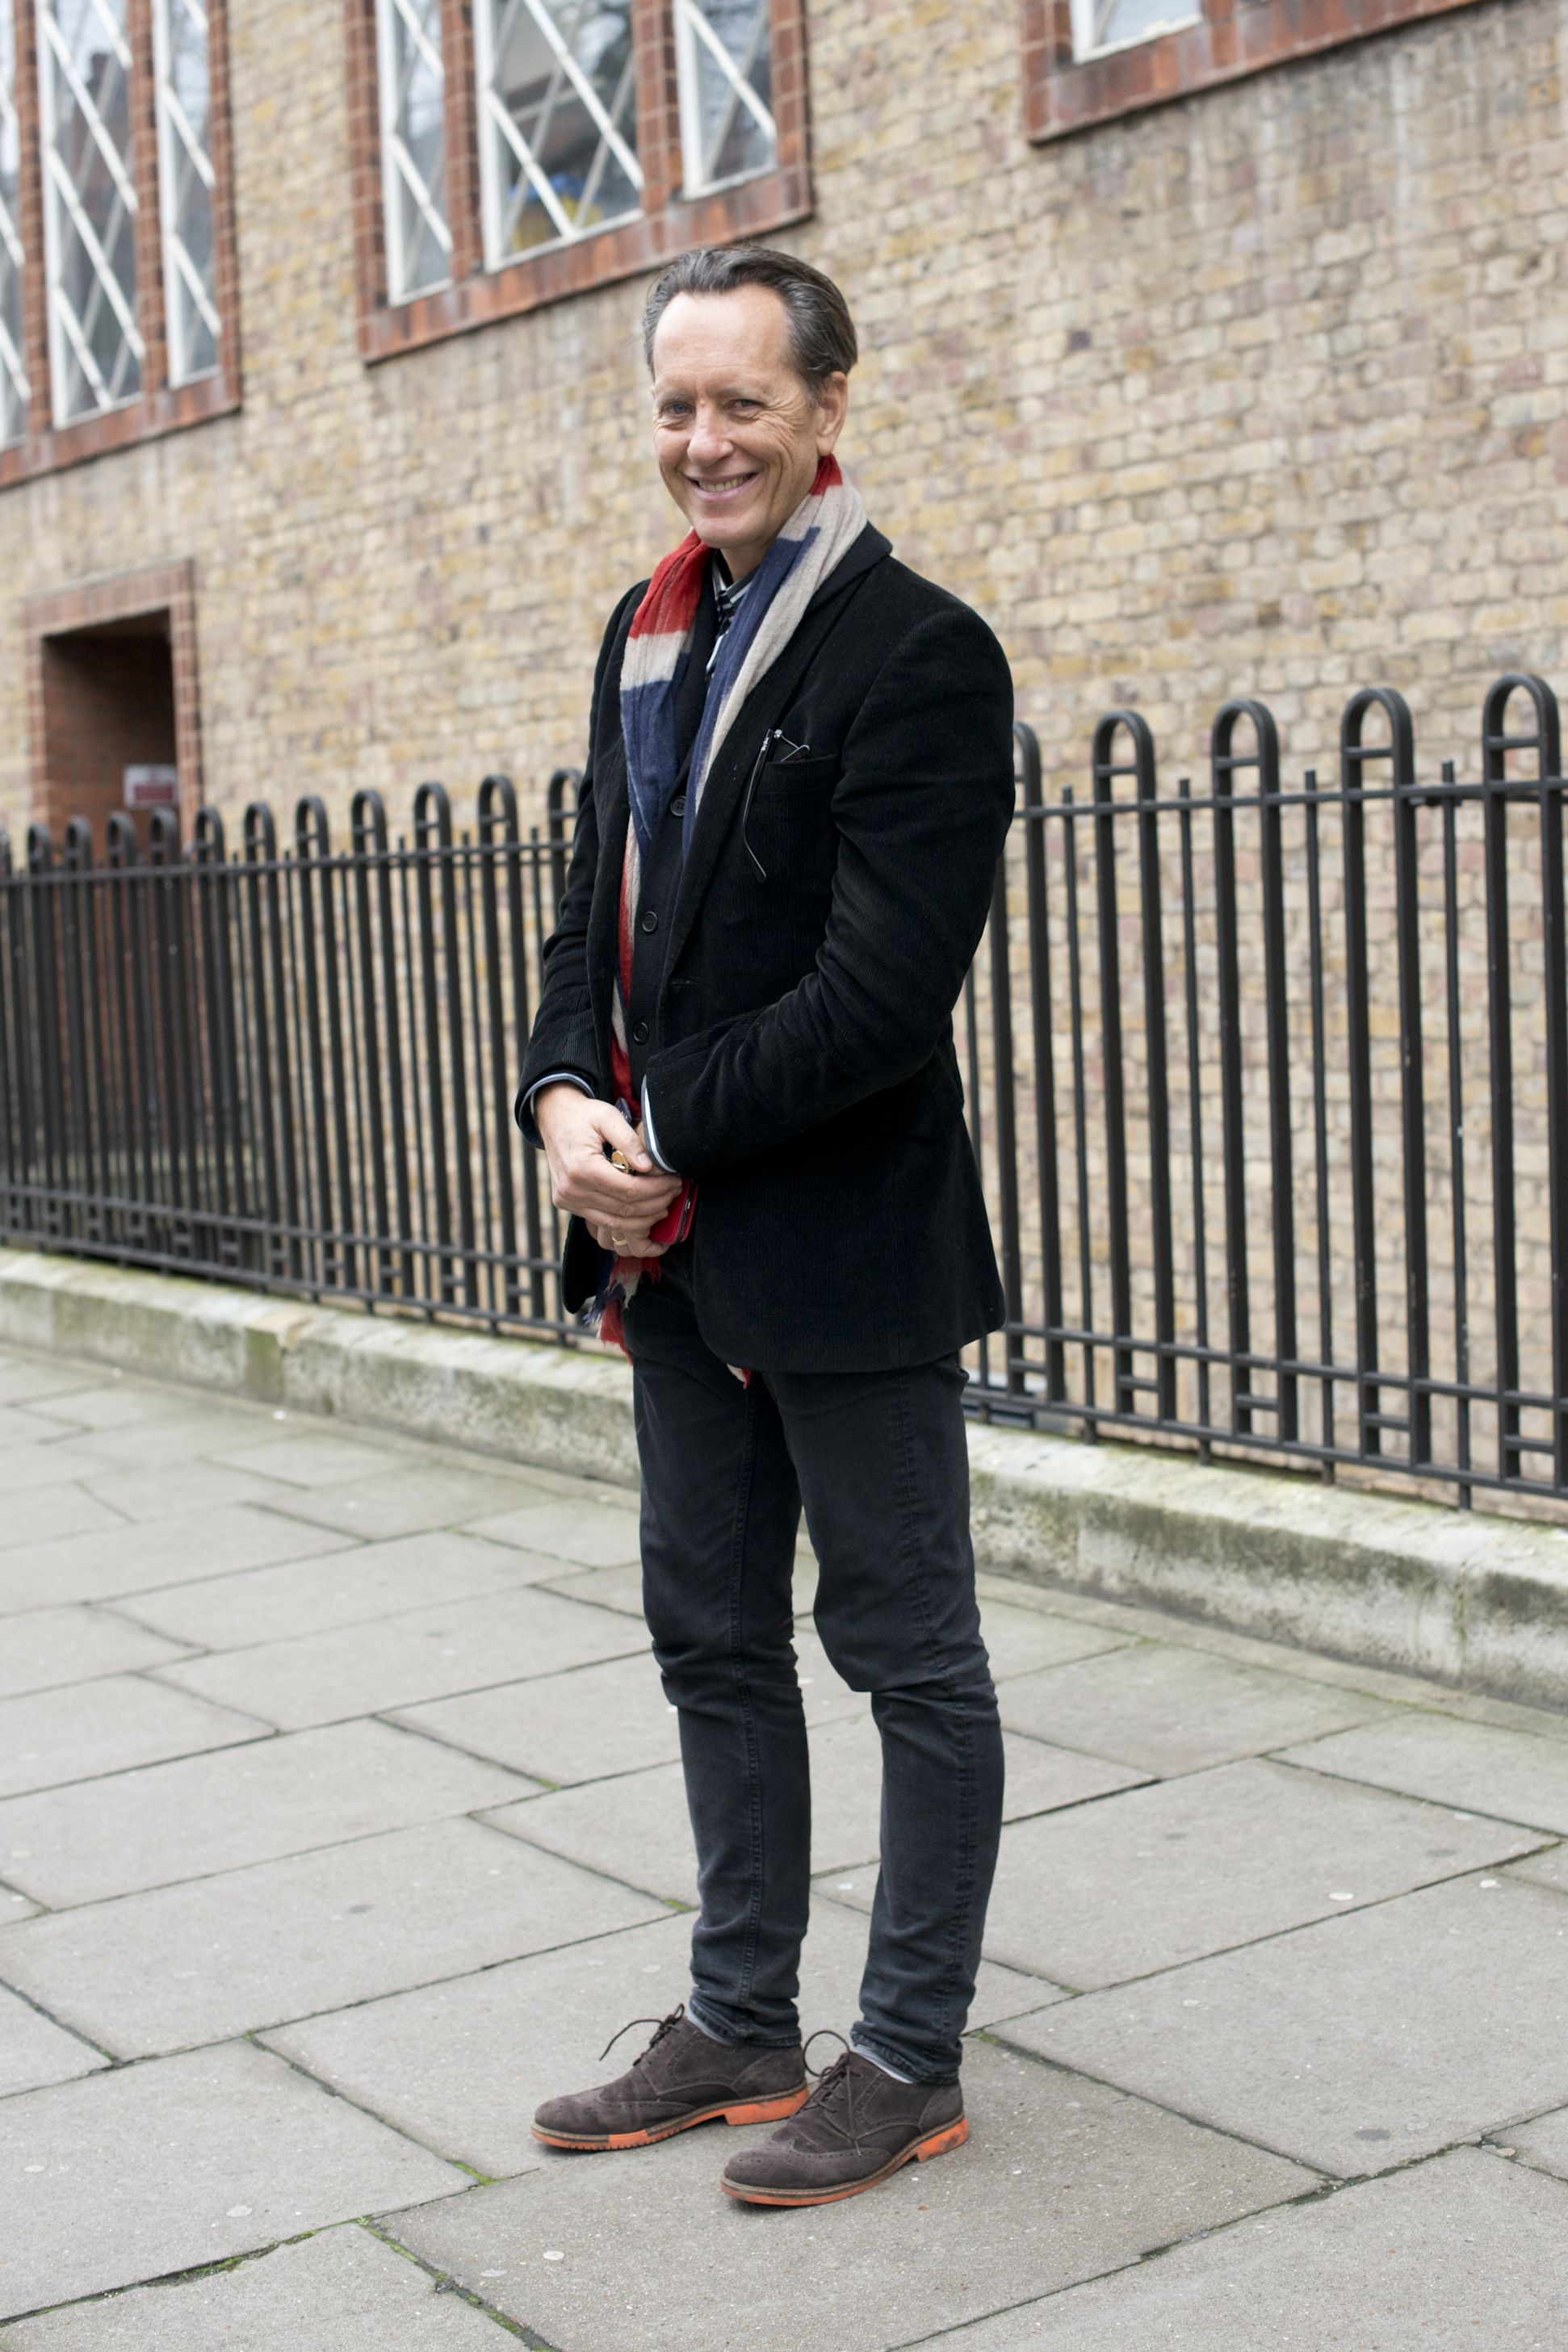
[623,1250,1004,2084]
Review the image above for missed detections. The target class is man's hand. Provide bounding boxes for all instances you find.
[535,1087,681,1257]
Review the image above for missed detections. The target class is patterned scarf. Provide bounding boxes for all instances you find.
[590,454,867,1346]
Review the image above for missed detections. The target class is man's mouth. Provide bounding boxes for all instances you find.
[686,471,760,503]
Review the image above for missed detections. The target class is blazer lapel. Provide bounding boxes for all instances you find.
[663,529,890,975]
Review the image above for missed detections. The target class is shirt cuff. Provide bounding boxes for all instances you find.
[526,1071,594,1114]
[639,1080,674,1172]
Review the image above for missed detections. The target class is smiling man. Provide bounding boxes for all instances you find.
[516,245,1016,2207]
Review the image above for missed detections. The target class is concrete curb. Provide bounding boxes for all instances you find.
[2,1246,1566,1711]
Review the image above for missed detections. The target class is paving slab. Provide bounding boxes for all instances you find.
[1000,1872,1568,2176]
[0,1361,99,1406]
[1278,1709,1568,1835]
[268,1466,551,1541]
[156,1583,652,1729]
[463,1496,644,1568]
[111,1529,576,1651]
[0,1886,40,1924]
[0,2224,518,2350]
[1512,1835,1568,1895]
[974,1601,1135,1681]
[0,1438,146,1494]
[78,1459,296,1524]
[28,1404,280,1465]
[1508,2103,1568,2182]
[0,2040,465,2322]
[211,1429,410,1486]
[0,1718,528,1906]
[384,2038,1311,2352]
[18,1386,263,1438]
[484,1762,700,1902]
[262,1901,1055,2180]
[0,1504,355,1612]
[0,1983,107,2097]
[996,1641,1395,1775]
[0,1482,126,1558]
[0,1816,661,2056]
[925,2147,1568,2349]
[807,1715,1147,1876]
[394,1649,674,1785]
[922,1758,1544,1988]
[0,1674,268,1797]
[535,1561,648,1617]
[0,1605,191,1698]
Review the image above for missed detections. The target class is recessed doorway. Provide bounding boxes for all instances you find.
[25,563,201,856]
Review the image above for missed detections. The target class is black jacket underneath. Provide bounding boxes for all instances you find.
[517,525,1017,1373]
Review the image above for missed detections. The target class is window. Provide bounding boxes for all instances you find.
[0,0,236,486]
[346,0,809,364]
[0,0,27,446]
[374,0,450,300]
[153,0,220,384]
[1025,0,1491,146]
[37,0,143,422]
[475,0,641,266]
[1068,0,1198,62]
[675,0,774,198]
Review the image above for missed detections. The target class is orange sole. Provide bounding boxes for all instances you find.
[532,2086,809,2153]
[720,2115,970,2206]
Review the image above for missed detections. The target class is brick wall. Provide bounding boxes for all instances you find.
[0,0,1562,847]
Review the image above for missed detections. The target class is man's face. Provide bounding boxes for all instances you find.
[650,285,848,580]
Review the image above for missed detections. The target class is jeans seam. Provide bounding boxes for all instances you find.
[727,1378,768,2020]
[888,1365,979,2075]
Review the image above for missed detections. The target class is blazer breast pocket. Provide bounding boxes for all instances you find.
[741,754,840,890]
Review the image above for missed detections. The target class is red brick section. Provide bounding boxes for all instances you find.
[1023,0,1492,142]
[23,564,203,846]
[0,2,241,493]
[346,0,814,367]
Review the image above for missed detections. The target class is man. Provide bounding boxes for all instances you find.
[517,244,1015,2207]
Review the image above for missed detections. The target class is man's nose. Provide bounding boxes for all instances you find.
[685,404,732,465]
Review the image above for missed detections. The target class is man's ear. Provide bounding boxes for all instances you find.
[815,371,849,456]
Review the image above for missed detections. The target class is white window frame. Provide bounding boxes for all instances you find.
[0,0,29,445]
[473,0,643,272]
[36,0,145,426]
[373,0,451,303]
[673,0,774,200]
[152,0,220,385]
[1069,0,1201,61]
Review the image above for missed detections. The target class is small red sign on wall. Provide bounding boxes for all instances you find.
[124,765,178,810]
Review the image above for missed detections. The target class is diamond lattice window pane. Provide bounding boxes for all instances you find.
[1071,0,1200,57]
[476,0,641,265]
[0,0,28,446]
[153,0,219,382]
[39,0,143,421]
[375,0,451,301]
[676,0,774,196]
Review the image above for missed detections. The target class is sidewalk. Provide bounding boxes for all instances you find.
[2,1340,1568,2346]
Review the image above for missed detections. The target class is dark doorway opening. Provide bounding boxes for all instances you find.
[38,613,180,852]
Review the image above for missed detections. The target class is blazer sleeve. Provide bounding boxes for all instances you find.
[641,602,1015,1177]
[514,583,643,1142]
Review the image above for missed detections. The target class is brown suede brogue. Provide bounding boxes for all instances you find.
[532,2005,809,2152]
[719,2048,967,2205]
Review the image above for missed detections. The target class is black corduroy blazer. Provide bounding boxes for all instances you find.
[517,523,1017,1373]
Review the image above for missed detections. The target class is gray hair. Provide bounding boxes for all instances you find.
[642,245,857,392]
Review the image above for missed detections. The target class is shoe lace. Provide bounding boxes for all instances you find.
[800,2029,866,2152]
[597,2002,687,2069]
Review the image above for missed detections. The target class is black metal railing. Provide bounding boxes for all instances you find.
[2,673,1564,1511]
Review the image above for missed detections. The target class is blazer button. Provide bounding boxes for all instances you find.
[640,910,658,933]
[670,793,686,816]
[632,1021,649,1044]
